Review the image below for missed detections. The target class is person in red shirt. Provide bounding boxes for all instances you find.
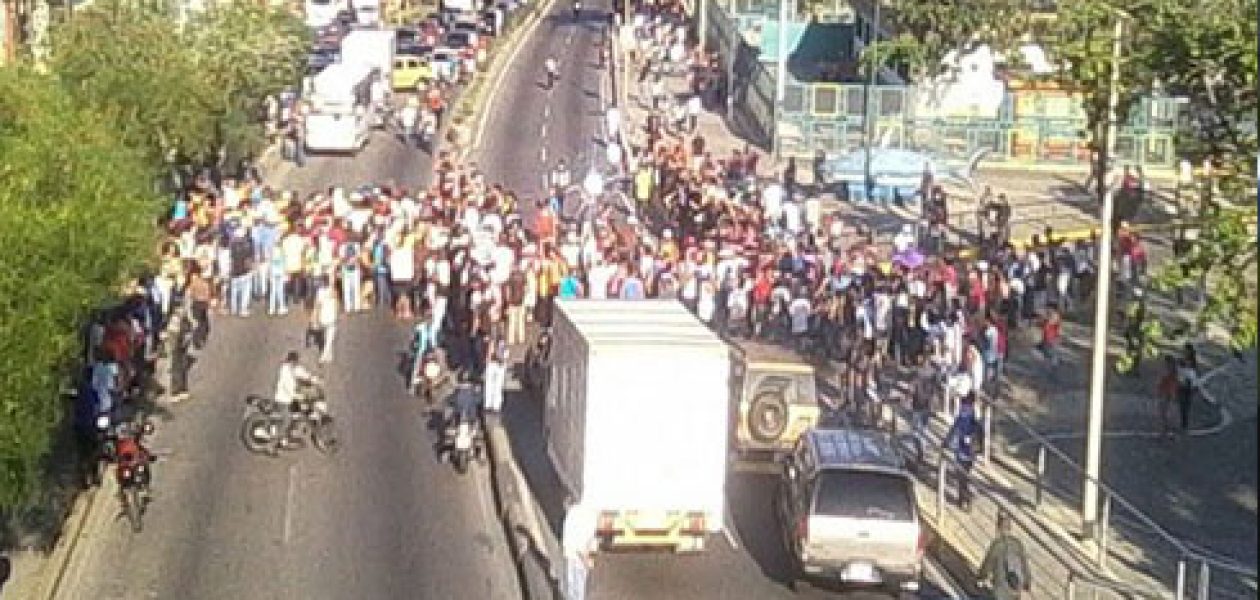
[534,199,557,244]
[1039,307,1062,368]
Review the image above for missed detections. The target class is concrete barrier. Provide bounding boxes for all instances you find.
[483,414,563,600]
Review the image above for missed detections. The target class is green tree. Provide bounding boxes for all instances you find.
[185,1,309,161]
[49,0,308,166]
[0,66,160,508]
[49,1,218,163]
[1146,0,1259,353]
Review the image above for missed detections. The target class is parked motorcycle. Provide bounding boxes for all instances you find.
[240,386,339,456]
[441,386,487,475]
[412,348,455,412]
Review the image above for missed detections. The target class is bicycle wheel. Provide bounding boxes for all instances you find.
[123,487,143,533]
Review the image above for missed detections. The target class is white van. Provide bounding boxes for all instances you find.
[304,63,378,153]
[352,0,381,26]
[304,0,343,28]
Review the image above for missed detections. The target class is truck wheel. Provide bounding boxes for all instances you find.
[748,392,789,443]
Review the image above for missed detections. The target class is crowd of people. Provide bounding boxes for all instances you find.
[75,0,1189,518]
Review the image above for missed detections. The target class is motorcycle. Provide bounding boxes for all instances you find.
[107,419,155,533]
[240,385,340,456]
[441,391,487,475]
[413,350,456,412]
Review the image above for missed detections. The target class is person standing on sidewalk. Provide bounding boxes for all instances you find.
[944,392,983,512]
[978,510,1031,599]
[1037,306,1062,369]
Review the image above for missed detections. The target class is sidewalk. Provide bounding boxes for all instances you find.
[612,15,1257,600]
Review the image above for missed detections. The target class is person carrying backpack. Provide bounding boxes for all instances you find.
[978,510,1031,599]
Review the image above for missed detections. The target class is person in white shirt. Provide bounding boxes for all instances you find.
[685,94,702,133]
[587,258,615,300]
[782,199,803,234]
[604,105,621,141]
[311,282,339,364]
[561,500,597,600]
[789,291,812,350]
[762,182,784,231]
[272,351,321,451]
[893,223,916,254]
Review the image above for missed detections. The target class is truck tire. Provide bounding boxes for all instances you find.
[748,392,789,443]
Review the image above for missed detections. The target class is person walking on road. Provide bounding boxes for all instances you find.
[978,510,1031,599]
[311,280,339,365]
[483,335,508,413]
[562,499,597,600]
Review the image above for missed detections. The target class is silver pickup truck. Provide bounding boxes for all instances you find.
[775,428,924,594]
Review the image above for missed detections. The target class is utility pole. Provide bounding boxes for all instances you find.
[697,0,707,52]
[861,0,881,202]
[1082,15,1125,539]
[770,0,790,162]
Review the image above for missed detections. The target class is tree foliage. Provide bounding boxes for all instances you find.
[0,1,306,507]
[0,67,160,507]
[185,3,310,157]
[49,0,308,165]
[867,0,1258,352]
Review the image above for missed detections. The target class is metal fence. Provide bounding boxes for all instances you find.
[704,0,1182,170]
[898,385,1260,600]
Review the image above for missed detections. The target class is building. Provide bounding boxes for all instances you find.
[701,0,1181,172]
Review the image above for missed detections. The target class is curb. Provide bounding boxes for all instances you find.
[483,412,563,600]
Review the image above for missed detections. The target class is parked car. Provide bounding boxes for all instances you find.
[775,428,924,594]
[307,47,341,75]
[449,22,480,48]
[429,47,459,83]
[443,31,474,51]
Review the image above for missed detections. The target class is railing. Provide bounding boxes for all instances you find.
[986,397,1259,600]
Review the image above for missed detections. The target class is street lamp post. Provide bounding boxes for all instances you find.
[771,0,791,163]
[1081,15,1125,538]
[862,0,881,202]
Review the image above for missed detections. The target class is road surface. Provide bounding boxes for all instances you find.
[475,1,967,597]
[57,134,521,600]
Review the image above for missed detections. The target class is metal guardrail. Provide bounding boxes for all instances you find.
[981,392,1259,600]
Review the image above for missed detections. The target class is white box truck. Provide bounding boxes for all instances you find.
[545,299,729,552]
[339,28,395,83]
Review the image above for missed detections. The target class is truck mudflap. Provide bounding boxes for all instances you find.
[596,510,709,552]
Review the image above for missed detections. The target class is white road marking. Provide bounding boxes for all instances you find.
[540,147,548,162]
[283,464,297,545]
[543,104,550,119]
[469,0,558,154]
[540,123,547,138]
[474,463,497,533]
[1007,360,1239,450]
[721,498,741,551]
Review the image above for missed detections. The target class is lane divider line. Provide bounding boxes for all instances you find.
[468,0,561,158]
[283,464,297,546]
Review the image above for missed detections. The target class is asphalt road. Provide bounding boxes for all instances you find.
[474,1,965,598]
[56,133,521,600]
